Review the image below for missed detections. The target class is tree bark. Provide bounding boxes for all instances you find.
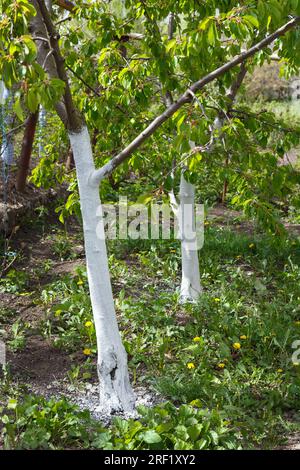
[65,147,74,170]
[69,126,135,413]
[16,111,39,192]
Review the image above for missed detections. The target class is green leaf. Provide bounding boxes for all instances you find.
[166,38,176,52]
[243,15,259,29]
[14,97,24,121]
[27,89,38,112]
[207,22,217,45]
[142,430,162,444]
[7,399,18,410]
[188,424,203,441]
[136,193,152,204]
[210,430,219,445]
[199,17,211,31]
[196,437,208,449]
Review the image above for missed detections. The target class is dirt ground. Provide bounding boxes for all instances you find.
[0,163,65,234]
[0,210,86,384]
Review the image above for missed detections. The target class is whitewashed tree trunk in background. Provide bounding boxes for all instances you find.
[0,81,14,165]
[179,173,202,302]
[69,127,135,413]
[170,173,202,303]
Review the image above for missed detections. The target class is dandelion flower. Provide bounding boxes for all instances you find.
[77,280,83,286]
[85,321,93,328]
[217,363,225,369]
[249,243,255,249]
[277,368,283,373]
[187,362,195,369]
[83,348,92,356]
[233,342,241,350]
[240,335,247,340]
[214,298,221,302]
[193,336,201,342]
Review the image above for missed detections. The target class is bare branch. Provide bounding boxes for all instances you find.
[42,48,55,69]
[54,0,76,12]
[65,64,102,97]
[226,61,248,105]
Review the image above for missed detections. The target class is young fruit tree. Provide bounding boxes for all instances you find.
[1,0,300,413]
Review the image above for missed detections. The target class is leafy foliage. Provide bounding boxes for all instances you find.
[0,394,239,450]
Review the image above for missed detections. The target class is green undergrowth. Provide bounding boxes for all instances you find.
[1,220,300,449]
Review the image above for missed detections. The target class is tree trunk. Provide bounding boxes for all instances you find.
[69,126,135,413]
[179,173,202,302]
[170,173,202,303]
[16,111,38,192]
[0,84,14,166]
[65,147,74,170]
[38,107,46,159]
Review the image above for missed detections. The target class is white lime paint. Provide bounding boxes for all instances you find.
[170,173,202,303]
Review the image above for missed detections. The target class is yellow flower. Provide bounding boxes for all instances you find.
[293,362,299,367]
[193,336,201,342]
[233,342,241,350]
[249,243,255,249]
[217,363,225,369]
[236,255,242,259]
[204,221,210,226]
[190,399,202,408]
[214,298,221,302]
[277,368,283,373]
[83,348,91,356]
[55,309,62,317]
[85,321,93,328]
[187,362,195,369]
[77,280,83,286]
[170,249,176,253]
[240,335,247,340]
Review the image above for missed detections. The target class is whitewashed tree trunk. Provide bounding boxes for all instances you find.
[0,82,14,165]
[179,174,202,302]
[170,173,202,303]
[69,126,135,413]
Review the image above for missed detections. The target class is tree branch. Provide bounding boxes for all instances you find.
[165,12,175,107]
[90,16,300,185]
[54,0,76,12]
[35,0,82,131]
[30,0,68,125]
[226,61,247,105]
